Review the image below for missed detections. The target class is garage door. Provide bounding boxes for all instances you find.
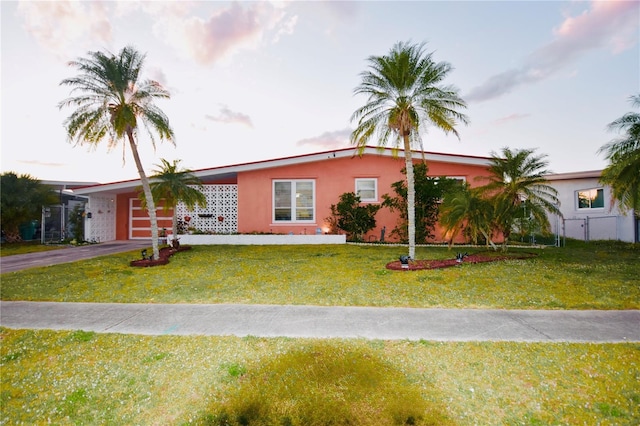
[129,198,174,239]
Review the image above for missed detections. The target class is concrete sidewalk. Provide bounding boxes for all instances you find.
[1,301,638,342]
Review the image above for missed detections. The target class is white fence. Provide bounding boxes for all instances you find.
[562,216,625,242]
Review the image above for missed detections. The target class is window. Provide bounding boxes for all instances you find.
[577,188,604,209]
[446,176,466,184]
[273,180,315,222]
[355,178,377,202]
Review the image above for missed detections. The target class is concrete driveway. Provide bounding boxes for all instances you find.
[0,240,151,273]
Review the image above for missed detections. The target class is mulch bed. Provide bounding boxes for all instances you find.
[130,246,192,267]
[386,252,538,271]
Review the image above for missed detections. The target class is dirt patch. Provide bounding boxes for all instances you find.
[386,252,537,271]
[130,246,192,267]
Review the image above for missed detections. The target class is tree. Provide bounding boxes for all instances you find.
[382,162,459,244]
[328,192,381,242]
[0,172,57,242]
[480,148,560,248]
[598,94,640,241]
[439,183,497,249]
[59,46,174,260]
[351,41,468,259]
[68,204,86,242]
[142,159,207,242]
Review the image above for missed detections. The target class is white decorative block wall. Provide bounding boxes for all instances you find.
[87,196,116,242]
[176,185,238,234]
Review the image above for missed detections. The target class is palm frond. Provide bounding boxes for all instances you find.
[598,93,640,213]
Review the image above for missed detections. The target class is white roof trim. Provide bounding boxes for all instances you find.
[545,170,602,181]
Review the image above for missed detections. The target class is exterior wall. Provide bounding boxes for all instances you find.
[175,185,238,235]
[85,195,117,242]
[113,174,241,240]
[546,176,636,243]
[200,176,238,185]
[237,154,493,243]
[178,234,346,245]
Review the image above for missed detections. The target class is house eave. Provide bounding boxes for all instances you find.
[72,146,494,196]
[545,170,603,181]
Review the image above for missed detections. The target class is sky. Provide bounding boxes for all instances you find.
[1,0,638,184]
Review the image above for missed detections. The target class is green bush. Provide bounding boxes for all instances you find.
[328,192,381,242]
[202,341,451,425]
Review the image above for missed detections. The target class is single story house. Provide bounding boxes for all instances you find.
[545,170,638,243]
[72,146,495,244]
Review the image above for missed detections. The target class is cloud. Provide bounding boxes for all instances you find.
[205,106,253,127]
[18,160,65,168]
[466,0,639,102]
[296,129,352,149]
[154,2,297,65]
[17,0,112,59]
[272,14,298,43]
[148,67,168,87]
[493,113,531,126]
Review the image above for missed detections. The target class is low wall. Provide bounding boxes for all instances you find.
[175,234,346,245]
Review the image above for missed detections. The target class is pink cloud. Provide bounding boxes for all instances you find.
[466,1,639,102]
[554,1,638,54]
[158,2,297,65]
[493,113,531,126]
[205,106,253,127]
[296,129,352,149]
[17,1,112,59]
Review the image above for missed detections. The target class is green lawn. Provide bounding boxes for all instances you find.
[0,241,66,257]
[1,241,639,425]
[1,329,638,425]
[1,241,638,309]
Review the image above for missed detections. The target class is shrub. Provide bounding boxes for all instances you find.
[328,192,381,242]
[383,163,461,244]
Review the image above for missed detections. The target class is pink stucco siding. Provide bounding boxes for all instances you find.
[237,153,492,242]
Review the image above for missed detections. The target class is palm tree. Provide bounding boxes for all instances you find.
[351,41,469,259]
[480,148,560,248]
[143,159,207,243]
[439,183,498,250]
[598,94,640,241]
[59,46,174,260]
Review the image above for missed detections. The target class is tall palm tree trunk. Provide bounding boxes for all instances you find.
[403,137,416,259]
[126,128,160,259]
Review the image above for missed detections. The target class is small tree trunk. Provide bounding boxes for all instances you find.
[172,209,178,245]
[403,136,416,260]
[126,128,160,260]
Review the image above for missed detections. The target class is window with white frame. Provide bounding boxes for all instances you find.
[446,176,466,184]
[577,188,604,209]
[355,178,377,202]
[273,180,315,222]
